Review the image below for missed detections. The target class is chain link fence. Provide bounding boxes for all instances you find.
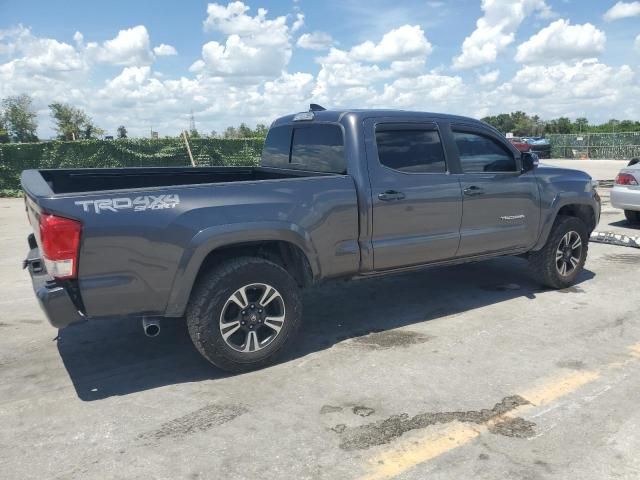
[547,132,640,159]
[0,138,264,196]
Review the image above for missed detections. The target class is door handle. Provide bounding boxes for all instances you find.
[378,190,406,201]
[463,186,484,196]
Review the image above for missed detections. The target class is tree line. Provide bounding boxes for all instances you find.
[0,93,267,143]
[481,111,640,136]
[189,123,268,139]
[0,94,106,143]
[4,93,639,143]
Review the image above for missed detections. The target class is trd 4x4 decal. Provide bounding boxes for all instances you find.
[75,195,180,214]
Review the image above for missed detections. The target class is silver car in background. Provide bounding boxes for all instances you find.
[611,158,640,224]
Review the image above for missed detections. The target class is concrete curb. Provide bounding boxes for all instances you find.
[590,231,640,249]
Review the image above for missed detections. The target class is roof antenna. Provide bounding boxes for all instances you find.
[309,103,326,112]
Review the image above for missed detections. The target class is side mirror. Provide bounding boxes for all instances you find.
[521,151,539,173]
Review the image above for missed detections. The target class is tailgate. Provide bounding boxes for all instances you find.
[24,194,43,248]
[21,169,54,247]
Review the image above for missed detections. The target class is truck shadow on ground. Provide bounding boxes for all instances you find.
[607,219,640,231]
[57,256,595,401]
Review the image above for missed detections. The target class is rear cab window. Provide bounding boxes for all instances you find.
[261,124,346,173]
[375,125,447,173]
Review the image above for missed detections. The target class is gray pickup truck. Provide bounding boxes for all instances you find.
[22,106,601,372]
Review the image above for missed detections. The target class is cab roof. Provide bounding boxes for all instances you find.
[270,108,489,129]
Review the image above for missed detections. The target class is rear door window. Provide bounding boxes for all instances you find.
[375,127,446,173]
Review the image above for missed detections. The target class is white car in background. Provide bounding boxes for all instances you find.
[611,158,640,224]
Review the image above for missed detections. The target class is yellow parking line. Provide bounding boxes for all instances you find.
[359,370,598,480]
[361,423,480,480]
[357,343,640,480]
[628,343,640,358]
[518,370,600,407]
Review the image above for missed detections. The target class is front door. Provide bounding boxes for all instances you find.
[448,125,540,257]
[365,119,463,270]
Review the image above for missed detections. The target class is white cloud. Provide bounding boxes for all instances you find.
[452,0,552,69]
[291,13,304,33]
[390,58,427,77]
[296,31,334,50]
[0,25,84,78]
[603,1,640,21]
[1,5,639,139]
[203,2,289,44]
[509,60,635,102]
[85,25,154,66]
[311,26,440,109]
[312,52,390,106]
[374,73,465,108]
[312,24,431,68]
[73,31,83,47]
[350,25,432,63]
[477,69,500,84]
[515,20,606,64]
[536,3,557,19]
[194,2,295,77]
[153,44,177,56]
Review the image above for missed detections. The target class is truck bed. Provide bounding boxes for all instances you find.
[21,165,360,320]
[35,166,324,195]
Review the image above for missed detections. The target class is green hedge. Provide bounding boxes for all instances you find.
[547,132,640,159]
[0,138,264,196]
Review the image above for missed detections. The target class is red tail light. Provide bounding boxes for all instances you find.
[39,214,82,279]
[615,173,638,186]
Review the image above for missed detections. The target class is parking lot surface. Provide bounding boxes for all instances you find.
[1,175,640,479]
[542,159,627,182]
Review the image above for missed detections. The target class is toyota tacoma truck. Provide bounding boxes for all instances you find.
[22,106,601,372]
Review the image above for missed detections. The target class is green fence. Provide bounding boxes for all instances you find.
[0,138,264,196]
[548,132,640,159]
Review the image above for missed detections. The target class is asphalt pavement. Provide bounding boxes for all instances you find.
[1,174,639,479]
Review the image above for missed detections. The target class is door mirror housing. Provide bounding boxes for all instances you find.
[521,152,539,173]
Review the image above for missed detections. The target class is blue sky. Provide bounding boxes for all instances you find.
[0,0,639,137]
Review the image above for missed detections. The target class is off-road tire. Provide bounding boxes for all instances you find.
[186,257,302,373]
[529,215,589,289]
[624,210,640,224]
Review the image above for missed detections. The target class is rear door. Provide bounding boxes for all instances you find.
[364,118,462,270]
[448,124,540,257]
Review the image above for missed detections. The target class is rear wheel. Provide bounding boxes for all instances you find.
[624,210,640,224]
[529,216,589,289]
[186,257,302,372]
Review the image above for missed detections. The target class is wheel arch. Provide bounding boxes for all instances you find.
[164,222,319,317]
[533,197,597,251]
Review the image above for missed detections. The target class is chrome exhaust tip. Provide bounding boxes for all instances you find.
[142,317,160,337]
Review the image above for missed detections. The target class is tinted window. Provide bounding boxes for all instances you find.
[453,131,517,173]
[375,129,446,173]
[290,125,345,173]
[261,126,292,168]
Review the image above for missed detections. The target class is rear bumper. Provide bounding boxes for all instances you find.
[611,186,640,211]
[25,244,84,329]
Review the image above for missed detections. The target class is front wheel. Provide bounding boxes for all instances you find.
[529,216,589,289]
[186,257,302,372]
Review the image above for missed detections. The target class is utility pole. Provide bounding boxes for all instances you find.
[189,110,196,134]
[182,130,196,167]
